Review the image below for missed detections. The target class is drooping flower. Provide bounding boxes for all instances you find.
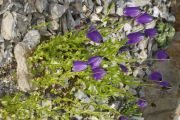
[72,61,87,72]
[120,64,128,73]
[136,13,153,24]
[86,26,103,43]
[88,56,102,69]
[127,32,144,44]
[119,116,129,120]
[157,81,171,88]
[149,71,162,81]
[123,7,141,17]
[144,28,158,38]
[137,99,148,108]
[92,68,106,80]
[118,46,129,54]
[155,50,169,60]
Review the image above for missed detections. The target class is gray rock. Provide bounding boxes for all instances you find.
[49,3,67,19]
[23,30,41,49]
[35,0,48,13]
[0,0,3,5]
[48,19,60,31]
[66,10,76,30]
[1,11,17,40]
[24,0,36,14]
[0,36,4,63]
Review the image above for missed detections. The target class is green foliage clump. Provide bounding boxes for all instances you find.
[0,21,142,119]
[156,22,175,47]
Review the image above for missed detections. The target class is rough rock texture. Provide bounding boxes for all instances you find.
[14,30,40,91]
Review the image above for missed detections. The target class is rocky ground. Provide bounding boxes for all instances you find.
[0,0,179,120]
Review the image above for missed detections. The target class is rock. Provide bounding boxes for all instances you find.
[90,13,101,21]
[14,42,32,91]
[116,7,123,16]
[145,20,156,29]
[138,39,148,50]
[49,3,67,19]
[133,68,145,78]
[139,50,147,60]
[0,0,3,5]
[48,19,60,31]
[23,30,41,49]
[24,0,36,14]
[1,11,17,40]
[67,10,76,30]
[0,36,4,63]
[96,6,103,14]
[123,23,132,35]
[14,30,40,91]
[61,14,68,34]
[74,90,90,103]
[35,0,48,13]
[153,6,160,18]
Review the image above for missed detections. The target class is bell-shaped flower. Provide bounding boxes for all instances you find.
[155,50,169,60]
[86,26,103,43]
[119,116,129,120]
[118,46,129,54]
[92,67,106,80]
[123,7,141,17]
[88,56,102,69]
[144,28,158,38]
[136,13,153,24]
[149,71,162,81]
[137,99,148,108]
[120,64,128,73]
[127,32,144,44]
[72,61,87,72]
[157,81,171,88]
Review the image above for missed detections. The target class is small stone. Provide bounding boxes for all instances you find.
[48,19,59,31]
[133,68,145,78]
[145,20,156,29]
[49,3,67,19]
[116,7,123,16]
[123,23,132,35]
[153,6,160,18]
[67,10,76,30]
[35,0,48,13]
[96,6,103,14]
[138,39,148,50]
[23,30,41,49]
[0,0,3,5]
[139,50,147,60]
[0,36,4,63]
[1,11,17,40]
[90,13,101,21]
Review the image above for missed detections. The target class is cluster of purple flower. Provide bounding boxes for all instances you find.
[72,56,106,80]
[72,6,171,120]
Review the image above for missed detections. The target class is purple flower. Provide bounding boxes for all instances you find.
[92,68,106,80]
[157,81,171,88]
[136,13,153,24]
[120,64,128,73]
[86,26,103,43]
[118,46,129,54]
[119,116,128,120]
[127,32,144,44]
[149,71,162,81]
[155,50,169,60]
[144,28,158,38]
[123,7,141,17]
[72,61,87,72]
[88,56,102,69]
[137,99,148,108]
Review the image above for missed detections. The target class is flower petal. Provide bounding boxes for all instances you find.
[144,28,158,38]
[118,46,129,54]
[119,116,129,120]
[123,7,141,17]
[136,13,153,24]
[120,64,128,73]
[88,56,102,69]
[92,68,106,80]
[157,81,171,88]
[86,26,103,43]
[155,50,169,60]
[72,61,87,72]
[149,71,162,81]
[127,32,144,44]
[137,99,148,108]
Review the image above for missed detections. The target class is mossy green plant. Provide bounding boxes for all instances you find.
[0,21,142,119]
